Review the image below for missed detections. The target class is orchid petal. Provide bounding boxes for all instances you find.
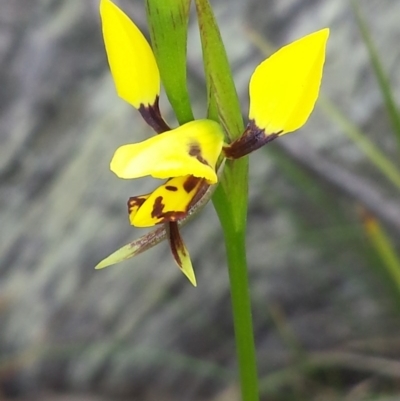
[249,28,329,134]
[110,119,224,184]
[100,0,160,108]
[129,176,204,227]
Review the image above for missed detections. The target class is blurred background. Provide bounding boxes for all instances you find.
[1,0,400,400]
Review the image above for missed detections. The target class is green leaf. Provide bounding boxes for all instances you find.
[145,0,194,124]
[351,0,400,152]
[194,0,244,141]
[194,0,248,230]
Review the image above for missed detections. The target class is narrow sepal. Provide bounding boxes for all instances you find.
[95,225,168,269]
[100,0,160,108]
[249,28,329,134]
[167,222,197,286]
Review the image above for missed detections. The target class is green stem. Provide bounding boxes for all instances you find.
[214,184,260,401]
[194,0,258,396]
[225,225,259,401]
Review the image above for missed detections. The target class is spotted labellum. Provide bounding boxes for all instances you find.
[96,0,329,286]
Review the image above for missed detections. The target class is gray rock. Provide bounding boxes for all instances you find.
[1,0,399,399]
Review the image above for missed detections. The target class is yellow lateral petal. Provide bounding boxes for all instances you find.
[168,222,197,286]
[131,176,204,227]
[100,0,160,108]
[110,119,224,184]
[249,28,329,134]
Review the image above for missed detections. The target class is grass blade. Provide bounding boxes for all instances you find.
[319,97,400,190]
[361,208,400,297]
[351,0,400,151]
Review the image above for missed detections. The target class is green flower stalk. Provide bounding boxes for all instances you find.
[96,1,328,398]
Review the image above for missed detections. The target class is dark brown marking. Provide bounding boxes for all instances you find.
[160,211,187,222]
[183,176,200,193]
[187,179,207,209]
[149,196,187,223]
[165,185,178,192]
[189,143,209,166]
[151,196,186,222]
[151,196,165,218]
[127,196,147,214]
[223,120,281,159]
[189,144,201,157]
[138,96,171,134]
[167,222,184,267]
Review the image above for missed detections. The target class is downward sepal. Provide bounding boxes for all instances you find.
[168,222,197,286]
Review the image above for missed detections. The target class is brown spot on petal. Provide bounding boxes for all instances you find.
[189,143,201,157]
[189,143,208,166]
[151,196,165,219]
[165,185,178,192]
[183,176,201,193]
[151,196,186,223]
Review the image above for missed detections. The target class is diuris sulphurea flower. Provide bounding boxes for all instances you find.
[96,0,329,286]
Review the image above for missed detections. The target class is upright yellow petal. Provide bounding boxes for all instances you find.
[249,28,329,134]
[110,119,224,184]
[100,0,160,108]
[131,176,204,227]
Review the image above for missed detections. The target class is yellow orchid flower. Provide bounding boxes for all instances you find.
[98,0,329,286]
[100,0,224,285]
